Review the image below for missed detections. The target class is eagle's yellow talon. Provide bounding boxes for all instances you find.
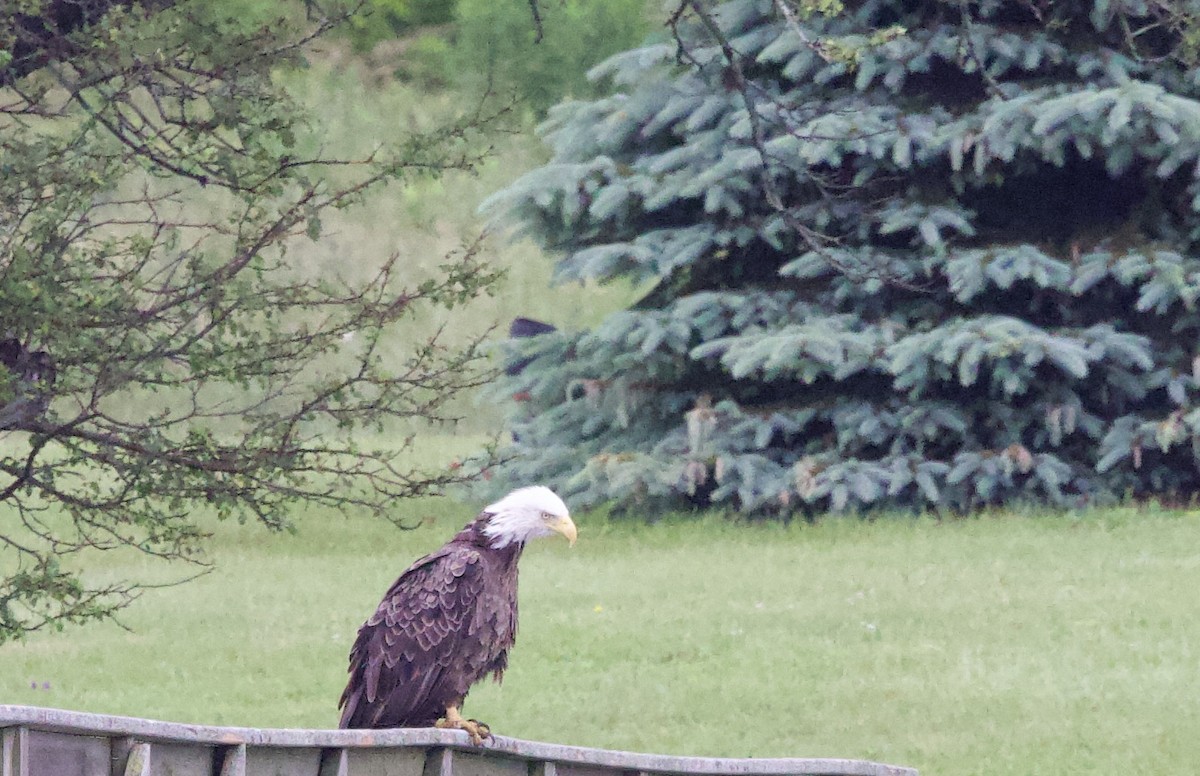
[436,708,492,745]
[468,719,491,743]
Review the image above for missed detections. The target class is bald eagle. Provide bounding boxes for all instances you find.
[337,486,577,743]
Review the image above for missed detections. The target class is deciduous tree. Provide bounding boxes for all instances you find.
[1,0,501,640]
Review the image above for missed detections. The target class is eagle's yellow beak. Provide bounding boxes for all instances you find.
[549,514,577,547]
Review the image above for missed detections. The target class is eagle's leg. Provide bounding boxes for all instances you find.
[435,704,491,745]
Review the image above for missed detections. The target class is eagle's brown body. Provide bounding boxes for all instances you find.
[338,512,522,729]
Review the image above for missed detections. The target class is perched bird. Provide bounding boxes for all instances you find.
[338,486,577,743]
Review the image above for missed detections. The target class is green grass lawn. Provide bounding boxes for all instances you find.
[2,497,1198,776]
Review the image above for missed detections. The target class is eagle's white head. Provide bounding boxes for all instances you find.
[481,486,576,549]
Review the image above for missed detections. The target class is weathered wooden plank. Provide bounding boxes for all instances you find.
[24,730,108,776]
[423,748,454,776]
[449,749,527,776]
[554,761,610,776]
[0,707,917,776]
[244,745,322,775]
[151,741,214,776]
[344,747,424,776]
[317,748,348,776]
[219,744,247,776]
[2,726,28,776]
[117,741,150,776]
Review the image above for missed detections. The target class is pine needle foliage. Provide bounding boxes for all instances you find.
[482,0,1200,517]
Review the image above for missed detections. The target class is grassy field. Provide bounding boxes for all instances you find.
[3,494,1198,776]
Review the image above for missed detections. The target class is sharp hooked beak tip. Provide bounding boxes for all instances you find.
[553,514,577,547]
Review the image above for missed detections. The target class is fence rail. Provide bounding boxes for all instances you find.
[0,705,916,776]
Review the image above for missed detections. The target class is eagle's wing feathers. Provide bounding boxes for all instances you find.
[338,545,487,728]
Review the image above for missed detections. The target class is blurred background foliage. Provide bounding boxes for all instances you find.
[185,0,659,430]
[450,0,654,114]
[218,0,657,114]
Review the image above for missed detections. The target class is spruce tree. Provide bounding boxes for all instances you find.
[482,0,1200,516]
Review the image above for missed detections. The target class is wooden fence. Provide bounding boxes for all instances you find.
[0,706,916,776]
